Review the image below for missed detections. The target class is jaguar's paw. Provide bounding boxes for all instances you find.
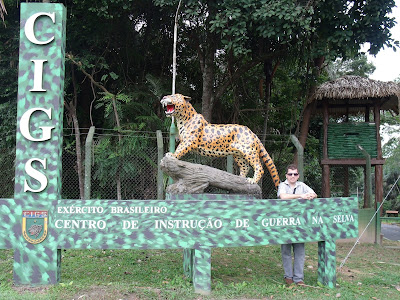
[165,152,175,158]
[246,178,256,184]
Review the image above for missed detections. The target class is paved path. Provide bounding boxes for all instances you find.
[381,223,400,241]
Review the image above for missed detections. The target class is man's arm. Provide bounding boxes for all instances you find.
[302,182,317,199]
[279,192,316,200]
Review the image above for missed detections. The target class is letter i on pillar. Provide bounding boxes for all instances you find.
[13,3,66,285]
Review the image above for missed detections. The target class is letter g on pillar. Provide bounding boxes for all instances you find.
[20,108,54,141]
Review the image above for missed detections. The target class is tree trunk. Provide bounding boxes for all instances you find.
[261,60,280,145]
[72,111,84,199]
[298,56,325,149]
[262,60,272,145]
[65,65,84,199]
[201,47,215,122]
[161,156,262,196]
[65,101,84,199]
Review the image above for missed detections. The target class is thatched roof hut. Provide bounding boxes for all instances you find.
[311,75,400,115]
[313,76,399,203]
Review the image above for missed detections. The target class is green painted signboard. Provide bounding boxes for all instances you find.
[1,195,358,293]
[0,3,359,295]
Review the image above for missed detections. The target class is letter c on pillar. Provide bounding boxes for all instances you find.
[25,12,56,45]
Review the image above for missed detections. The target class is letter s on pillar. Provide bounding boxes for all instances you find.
[25,12,56,45]
[20,108,54,141]
[24,158,48,193]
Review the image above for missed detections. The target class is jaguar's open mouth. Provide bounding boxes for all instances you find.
[161,97,175,116]
[165,104,175,114]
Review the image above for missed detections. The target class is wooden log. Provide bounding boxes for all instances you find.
[160,156,262,196]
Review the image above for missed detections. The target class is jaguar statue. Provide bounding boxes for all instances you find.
[161,94,280,187]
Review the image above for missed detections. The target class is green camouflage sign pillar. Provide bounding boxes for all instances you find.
[318,240,336,288]
[13,3,66,284]
[193,248,211,294]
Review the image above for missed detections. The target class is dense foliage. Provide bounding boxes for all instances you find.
[1,0,397,131]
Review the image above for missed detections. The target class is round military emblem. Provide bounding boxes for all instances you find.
[22,210,48,244]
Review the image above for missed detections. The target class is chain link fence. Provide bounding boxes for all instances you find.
[330,166,365,201]
[0,129,369,201]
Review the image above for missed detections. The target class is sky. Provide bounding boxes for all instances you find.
[365,1,400,82]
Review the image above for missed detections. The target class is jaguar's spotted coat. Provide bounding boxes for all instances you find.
[161,94,280,187]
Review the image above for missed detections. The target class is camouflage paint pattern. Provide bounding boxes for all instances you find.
[183,248,194,279]
[12,3,66,284]
[1,195,358,292]
[193,247,211,294]
[318,239,336,288]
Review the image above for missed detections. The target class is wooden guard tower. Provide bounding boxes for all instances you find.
[311,76,400,208]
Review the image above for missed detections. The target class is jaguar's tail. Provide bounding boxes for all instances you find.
[259,140,280,188]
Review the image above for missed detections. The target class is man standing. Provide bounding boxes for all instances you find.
[277,164,317,286]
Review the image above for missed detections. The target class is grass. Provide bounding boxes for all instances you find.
[0,239,399,299]
[382,219,400,225]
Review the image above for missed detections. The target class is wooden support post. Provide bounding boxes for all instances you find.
[322,99,330,197]
[343,166,349,197]
[374,102,383,214]
[375,165,383,211]
[323,99,329,160]
[322,165,330,198]
[365,105,370,122]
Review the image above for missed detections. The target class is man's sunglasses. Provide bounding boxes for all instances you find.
[287,173,299,176]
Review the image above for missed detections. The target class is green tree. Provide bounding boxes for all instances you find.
[382,111,400,211]
[155,0,316,122]
[296,0,397,148]
[326,55,376,79]
[383,138,400,211]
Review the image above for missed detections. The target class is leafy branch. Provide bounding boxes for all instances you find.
[66,53,122,132]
